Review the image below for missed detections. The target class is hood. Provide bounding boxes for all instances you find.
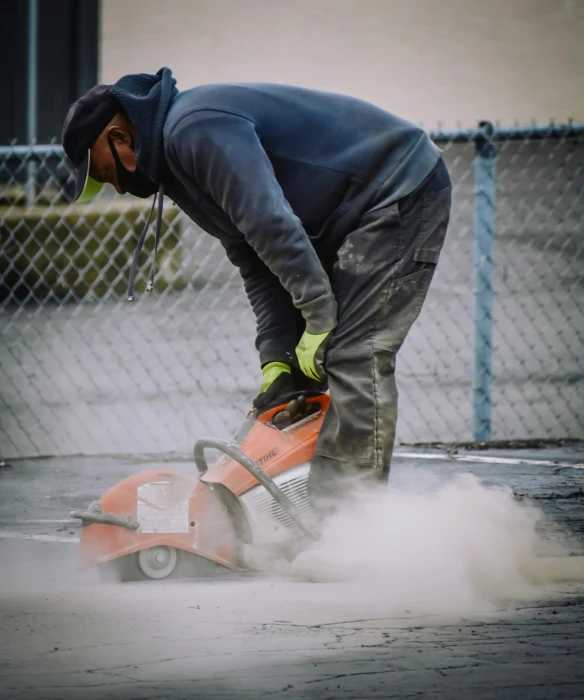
[110,67,178,182]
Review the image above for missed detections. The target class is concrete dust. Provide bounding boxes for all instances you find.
[291,473,584,614]
[0,537,96,591]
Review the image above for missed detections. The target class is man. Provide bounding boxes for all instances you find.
[62,67,451,506]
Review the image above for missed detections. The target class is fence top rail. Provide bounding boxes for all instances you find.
[0,123,583,157]
[430,123,584,144]
[0,144,64,157]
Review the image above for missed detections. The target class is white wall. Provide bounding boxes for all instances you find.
[101,0,584,127]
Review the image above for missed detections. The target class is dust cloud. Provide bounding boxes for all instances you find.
[2,471,582,625]
[290,473,584,614]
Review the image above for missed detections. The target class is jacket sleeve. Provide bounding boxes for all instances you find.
[166,110,338,335]
[221,239,301,367]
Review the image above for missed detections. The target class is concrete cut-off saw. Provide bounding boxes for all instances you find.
[71,393,327,581]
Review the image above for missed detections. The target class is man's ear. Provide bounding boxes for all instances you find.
[106,125,132,146]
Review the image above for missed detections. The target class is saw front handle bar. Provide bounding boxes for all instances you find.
[193,438,317,541]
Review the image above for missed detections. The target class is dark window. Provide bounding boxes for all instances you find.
[0,0,98,144]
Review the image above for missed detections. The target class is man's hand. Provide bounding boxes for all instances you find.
[253,362,296,408]
[295,330,332,381]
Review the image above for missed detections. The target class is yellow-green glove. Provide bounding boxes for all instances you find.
[260,361,291,392]
[295,330,332,381]
[253,361,296,409]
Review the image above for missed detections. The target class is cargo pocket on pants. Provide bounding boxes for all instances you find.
[316,345,376,465]
[374,266,435,352]
[315,345,400,476]
[413,186,451,264]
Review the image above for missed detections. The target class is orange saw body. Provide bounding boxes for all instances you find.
[71,394,329,580]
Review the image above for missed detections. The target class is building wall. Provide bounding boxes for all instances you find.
[100,0,584,128]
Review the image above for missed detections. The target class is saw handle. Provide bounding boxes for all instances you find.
[193,438,317,540]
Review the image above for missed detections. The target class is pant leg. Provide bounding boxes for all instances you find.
[309,159,452,503]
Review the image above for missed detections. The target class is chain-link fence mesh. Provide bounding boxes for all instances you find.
[1,125,583,458]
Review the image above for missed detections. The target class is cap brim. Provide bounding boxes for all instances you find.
[74,150,104,203]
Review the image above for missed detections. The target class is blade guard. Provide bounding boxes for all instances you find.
[76,469,237,570]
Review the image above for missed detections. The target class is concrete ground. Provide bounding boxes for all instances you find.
[1,444,583,699]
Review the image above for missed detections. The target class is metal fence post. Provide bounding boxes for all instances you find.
[472,122,496,441]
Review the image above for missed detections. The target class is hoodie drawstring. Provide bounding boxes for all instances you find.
[127,183,165,301]
[147,184,165,292]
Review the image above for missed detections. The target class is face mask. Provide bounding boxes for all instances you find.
[108,137,158,198]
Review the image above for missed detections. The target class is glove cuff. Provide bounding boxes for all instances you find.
[261,361,291,376]
[260,362,292,392]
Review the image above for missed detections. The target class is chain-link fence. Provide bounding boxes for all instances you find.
[1,124,583,459]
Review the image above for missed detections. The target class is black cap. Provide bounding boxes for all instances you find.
[61,84,120,202]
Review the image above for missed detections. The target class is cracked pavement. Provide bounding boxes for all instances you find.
[0,445,583,699]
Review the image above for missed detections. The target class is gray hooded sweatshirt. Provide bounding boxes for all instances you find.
[111,68,441,366]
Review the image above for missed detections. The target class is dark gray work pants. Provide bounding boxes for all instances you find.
[309,158,452,503]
